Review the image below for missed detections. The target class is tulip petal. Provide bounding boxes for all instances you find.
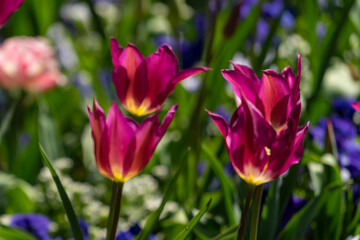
[241,95,277,153]
[352,102,360,112]
[88,100,113,179]
[160,105,178,134]
[205,109,230,138]
[150,67,209,109]
[126,106,177,179]
[106,103,136,180]
[272,122,309,179]
[112,66,129,104]
[258,70,291,125]
[145,45,178,104]
[0,0,23,28]
[169,67,210,87]
[281,66,296,89]
[270,95,290,131]
[222,69,260,104]
[118,44,146,107]
[231,62,259,82]
[110,38,123,66]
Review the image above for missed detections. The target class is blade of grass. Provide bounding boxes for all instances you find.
[308,0,356,104]
[0,103,15,145]
[137,148,191,240]
[212,225,238,240]
[258,180,279,240]
[174,198,212,240]
[39,144,84,240]
[278,182,345,240]
[0,225,36,240]
[202,143,235,225]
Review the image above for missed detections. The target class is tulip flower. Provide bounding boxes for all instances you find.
[0,0,23,28]
[111,38,209,116]
[88,99,177,182]
[352,102,360,112]
[206,54,309,186]
[0,37,66,92]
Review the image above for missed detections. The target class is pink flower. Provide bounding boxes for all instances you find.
[0,0,23,28]
[206,54,309,185]
[111,38,209,116]
[352,102,360,112]
[0,37,66,93]
[88,99,177,182]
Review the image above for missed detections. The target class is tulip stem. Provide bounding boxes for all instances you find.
[106,181,124,240]
[237,184,255,240]
[249,184,264,240]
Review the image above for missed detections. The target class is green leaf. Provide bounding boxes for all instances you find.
[0,103,16,145]
[137,149,190,240]
[5,186,36,213]
[174,198,212,240]
[0,225,36,240]
[258,179,279,240]
[38,101,63,160]
[39,144,84,240]
[211,225,238,240]
[278,182,344,240]
[201,144,235,225]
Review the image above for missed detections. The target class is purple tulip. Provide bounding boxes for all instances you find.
[0,0,23,28]
[88,99,177,182]
[110,38,209,116]
[206,54,309,185]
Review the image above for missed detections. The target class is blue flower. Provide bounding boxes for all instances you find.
[332,97,356,119]
[116,231,133,240]
[115,223,158,240]
[67,219,89,240]
[310,97,360,179]
[10,214,52,240]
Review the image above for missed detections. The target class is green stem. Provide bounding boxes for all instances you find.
[249,184,264,240]
[237,184,255,240]
[106,181,124,240]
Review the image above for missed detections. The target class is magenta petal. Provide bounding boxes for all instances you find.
[112,66,129,104]
[125,117,139,132]
[273,122,309,179]
[352,102,360,112]
[296,53,301,80]
[169,67,210,87]
[0,0,23,28]
[145,45,178,102]
[281,66,296,89]
[126,106,177,179]
[126,114,160,178]
[231,62,259,82]
[222,69,260,104]
[110,38,123,66]
[259,70,291,123]
[150,67,209,109]
[106,103,136,179]
[160,105,178,134]
[270,95,290,130]
[131,60,148,105]
[241,96,277,152]
[88,100,113,179]
[206,109,230,138]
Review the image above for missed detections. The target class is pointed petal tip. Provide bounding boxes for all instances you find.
[110,37,117,44]
[352,102,360,112]
[87,104,92,113]
[170,104,179,111]
[158,44,174,53]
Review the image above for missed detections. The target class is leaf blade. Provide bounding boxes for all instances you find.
[174,198,212,240]
[39,144,84,240]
